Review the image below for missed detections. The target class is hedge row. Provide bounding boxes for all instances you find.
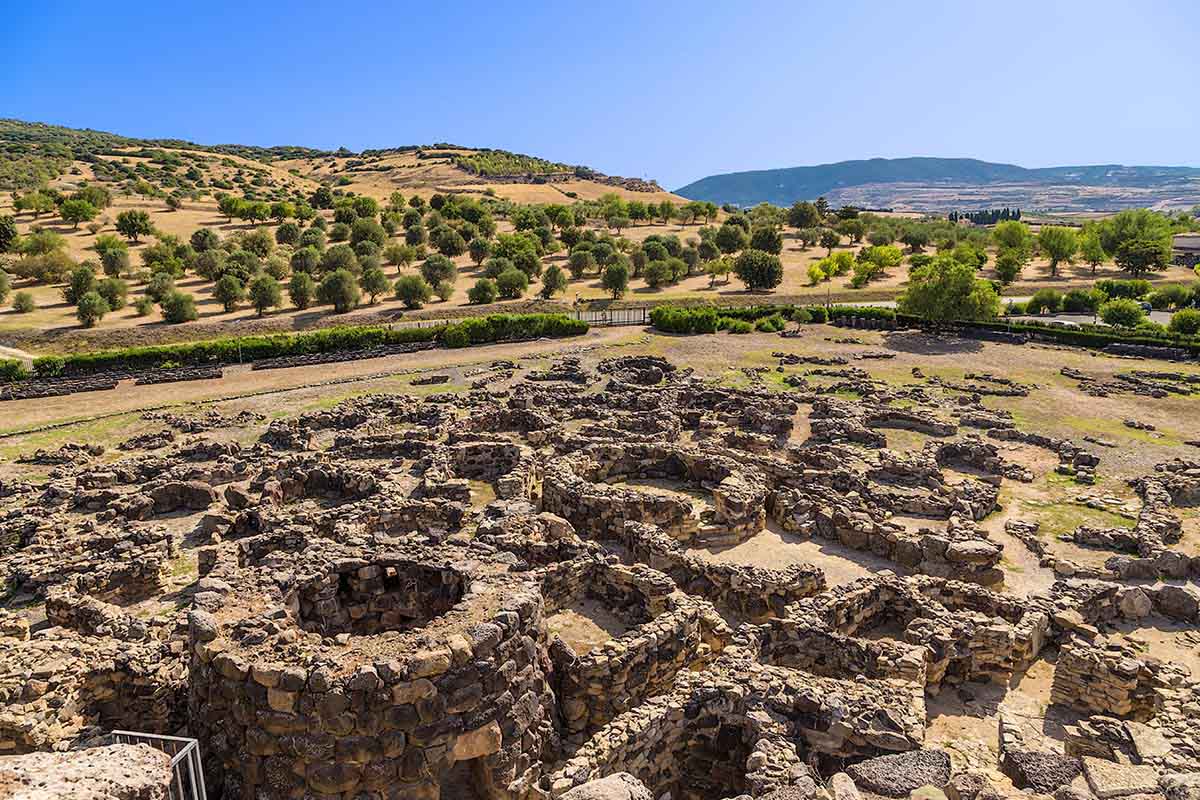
[0,359,29,383]
[28,314,589,379]
[647,302,1200,357]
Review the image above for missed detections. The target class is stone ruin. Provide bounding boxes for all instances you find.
[1,354,1198,800]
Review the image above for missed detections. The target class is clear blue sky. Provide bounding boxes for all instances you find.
[5,0,1198,189]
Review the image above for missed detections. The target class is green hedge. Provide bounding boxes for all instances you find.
[31,314,588,378]
[441,313,587,348]
[960,318,1200,355]
[0,359,29,383]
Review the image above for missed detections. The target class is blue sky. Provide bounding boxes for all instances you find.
[5,0,1198,189]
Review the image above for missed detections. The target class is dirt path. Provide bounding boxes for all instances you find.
[0,328,636,434]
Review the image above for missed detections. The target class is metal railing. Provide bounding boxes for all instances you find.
[111,730,207,800]
[571,307,650,327]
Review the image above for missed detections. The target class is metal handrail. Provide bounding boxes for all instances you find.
[110,730,207,800]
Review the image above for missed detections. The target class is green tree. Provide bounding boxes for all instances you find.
[75,290,109,327]
[496,268,529,299]
[60,199,98,230]
[836,218,866,243]
[145,272,176,303]
[1078,231,1107,274]
[62,264,97,305]
[270,201,296,223]
[0,269,9,303]
[351,218,388,248]
[900,227,930,253]
[602,261,630,299]
[218,195,244,222]
[275,221,301,246]
[1114,237,1169,278]
[819,229,840,255]
[190,228,221,252]
[394,274,432,308]
[992,220,1033,259]
[539,264,568,299]
[568,250,596,279]
[897,255,1001,323]
[994,249,1023,285]
[214,275,246,312]
[1037,226,1077,277]
[288,272,316,309]
[715,223,749,254]
[468,237,491,266]
[319,268,361,312]
[420,254,457,287]
[749,226,783,254]
[0,216,17,253]
[248,273,282,315]
[360,265,391,303]
[1099,298,1145,328]
[787,201,820,229]
[643,260,672,289]
[115,210,154,242]
[1097,209,1172,257]
[732,249,784,291]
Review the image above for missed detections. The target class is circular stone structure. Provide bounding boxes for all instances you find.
[188,544,556,800]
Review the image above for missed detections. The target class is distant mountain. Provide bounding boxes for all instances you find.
[674,157,1200,212]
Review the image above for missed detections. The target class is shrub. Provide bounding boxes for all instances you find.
[0,270,8,304]
[1095,278,1151,299]
[754,313,786,332]
[395,274,433,309]
[723,318,753,333]
[1169,308,1200,335]
[322,244,358,275]
[134,295,155,316]
[12,291,35,313]
[318,269,361,313]
[145,272,176,303]
[275,222,301,246]
[0,359,29,382]
[75,291,109,327]
[496,268,529,299]
[433,280,454,302]
[644,260,672,289]
[1099,298,1145,328]
[1026,288,1063,315]
[1004,301,1028,316]
[96,277,128,310]
[649,306,719,334]
[289,272,316,310]
[602,261,630,299]
[1062,289,1101,314]
[468,278,499,305]
[330,222,351,242]
[160,290,198,323]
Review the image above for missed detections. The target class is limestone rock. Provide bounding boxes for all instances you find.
[0,744,173,800]
[560,772,653,800]
[1082,757,1160,799]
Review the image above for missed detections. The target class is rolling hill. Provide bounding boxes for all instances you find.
[674,157,1200,212]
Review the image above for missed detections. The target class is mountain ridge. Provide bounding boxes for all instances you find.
[674,156,1200,211]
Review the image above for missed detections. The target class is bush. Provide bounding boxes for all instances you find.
[75,290,109,327]
[145,272,176,303]
[395,274,433,309]
[318,269,361,313]
[12,291,34,313]
[275,222,301,246]
[63,264,98,305]
[96,277,128,311]
[495,268,529,299]
[1169,308,1200,335]
[1004,301,1028,316]
[723,318,753,333]
[649,306,719,334]
[540,264,568,299]
[1062,289,1100,314]
[1026,288,1063,315]
[754,313,786,332]
[1099,298,1146,328]
[440,313,587,349]
[160,290,198,324]
[433,280,454,302]
[134,295,155,316]
[1095,278,1151,299]
[468,278,498,305]
[0,270,8,304]
[0,358,29,382]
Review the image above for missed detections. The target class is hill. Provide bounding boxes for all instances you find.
[674,156,1200,212]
